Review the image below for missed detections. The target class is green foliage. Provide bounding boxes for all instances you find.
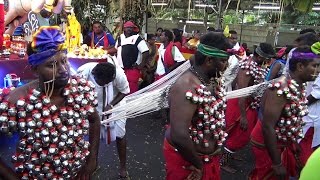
[72,0,110,34]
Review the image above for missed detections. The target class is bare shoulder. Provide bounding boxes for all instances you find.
[5,81,38,104]
[171,71,199,93]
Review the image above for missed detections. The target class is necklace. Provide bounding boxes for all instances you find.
[189,66,212,86]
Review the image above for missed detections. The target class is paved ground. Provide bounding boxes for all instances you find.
[0,112,254,180]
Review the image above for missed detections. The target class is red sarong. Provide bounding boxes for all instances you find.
[163,139,220,180]
[225,98,258,151]
[299,127,315,165]
[249,121,298,180]
[124,68,141,94]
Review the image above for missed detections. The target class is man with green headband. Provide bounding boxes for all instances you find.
[221,43,275,173]
[0,26,100,179]
[163,32,231,180]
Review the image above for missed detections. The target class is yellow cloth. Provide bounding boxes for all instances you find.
[65,14,81,52]
[187,38,199,47]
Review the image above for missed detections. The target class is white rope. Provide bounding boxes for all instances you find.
[101,61,272,125]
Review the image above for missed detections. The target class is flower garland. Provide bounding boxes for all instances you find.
[239,59,269,109]
[0,76,98,179]
[268,79,308,143]
[185,82,228,158]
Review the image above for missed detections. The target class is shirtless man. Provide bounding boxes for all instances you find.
[222,43,275,172]
[0,26,100,179]
[250,46,320,179]
[163,32,231,180]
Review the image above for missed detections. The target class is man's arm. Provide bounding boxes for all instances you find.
[262,88,286,165]
[109,93,126,107]
[236,69,252,130]
[169,80,203,169]
[0,158,19,180]
[307,95,318,105]
[77,109,100,179]
[138,51,150,70]
[88,109,100,160]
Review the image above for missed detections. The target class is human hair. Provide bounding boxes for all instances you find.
[289,46,314,72]
[300,28,316,35]
[92,21,103,27]
[147,34,155,40]
[207,27,215,32]
[285,45,295,54]
[163,29,174,42]
[92,62,116,81]
[172,28,182,43]
[253,43,275,57]
[194,32,232,65]
[157,27,163,32]
[229,30,237,35]
[295,32,320,46]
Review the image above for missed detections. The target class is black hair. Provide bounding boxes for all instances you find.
[289,46,315,72]
[157,27,163,32]
[92,21,102,27]
[147,34,155,40]
[253,43,275,57]
[207,27,215,32]
[194,32,232,66]
[285,45,295,54]
[172,28,182,43]
[27,42,34,56]
[92,62,116,81]
[229,30,237,35]
[163,29,174,42]
[295,32,320,46]
[300,28,316,35]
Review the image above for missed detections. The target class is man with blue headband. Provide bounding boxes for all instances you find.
[0,26,100,179]
[163,32,231,180]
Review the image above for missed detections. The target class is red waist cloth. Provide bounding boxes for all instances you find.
[124,68,141,94]
[299,127,314,165]
[163,139,220,180]
[225,98,258,151]
[249,121,298,180]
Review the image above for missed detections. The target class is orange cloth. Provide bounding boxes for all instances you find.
[249,121,298,180]
[225,98,258,151]
[163,139,220,180]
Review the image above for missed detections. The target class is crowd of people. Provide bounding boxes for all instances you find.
[0,19,320,180]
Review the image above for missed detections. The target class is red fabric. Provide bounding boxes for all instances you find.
[299,127,315,165]
[0,4,4,49]
[174,41,182,51]
[249,121,298,180]
[124,68,141,94]
[225,98,258,151]
[164,42,175,68]
[91,32,109,49]
[163,139,220,180]
[123,21,139,32]
[155,74,165,81]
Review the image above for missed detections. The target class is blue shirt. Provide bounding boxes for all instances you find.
[89,32,115,47]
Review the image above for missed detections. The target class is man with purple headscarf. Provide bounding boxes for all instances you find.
[0,26,100,179]
[249,45,320,180]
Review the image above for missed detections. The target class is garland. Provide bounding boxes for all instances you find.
[239,59,269,109]
[0,77,98,179]
[185,82,228,159]
[268,79,308,142]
